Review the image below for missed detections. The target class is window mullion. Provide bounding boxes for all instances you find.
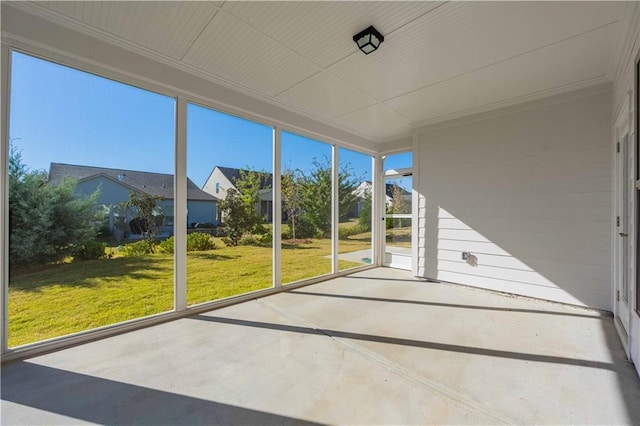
[174,97,187,311]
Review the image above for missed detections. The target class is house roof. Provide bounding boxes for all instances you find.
[353,181,410,199]
[48,163,218,202]
[216,166,273,190]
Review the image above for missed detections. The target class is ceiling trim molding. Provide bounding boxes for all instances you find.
[610,2,640,87]
[379,130,413,146]
[379,136,413,155]
[4,2,383,144]
[413,81,612,136]
[611,2,640,121]
[411,75,611,131]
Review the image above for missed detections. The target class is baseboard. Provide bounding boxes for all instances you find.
[614,316,631,360]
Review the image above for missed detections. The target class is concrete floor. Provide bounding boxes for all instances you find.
[2,268,640,425]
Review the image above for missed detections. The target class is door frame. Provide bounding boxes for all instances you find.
[382,168,413,270]
[614,100,632,337]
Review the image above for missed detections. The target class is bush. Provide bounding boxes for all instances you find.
[294,216,318,239]
[338,224,368,240]
[96,225,112,238]
[258,230,272,246]
[187,232,216,251]
[77,241,107,260]
[157,237,174,254]
[120,240,155,257]
[253,224,268,235]
[386,217,411,230]
[9,147,100,268]
[157,233,217,254]
[358,193,372,232]
[238,232,271,247]
[239,235,260,246]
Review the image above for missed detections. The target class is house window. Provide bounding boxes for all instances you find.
[216,182,220,194]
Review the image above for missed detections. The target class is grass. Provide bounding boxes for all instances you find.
[386,227,412,248]
[8,235,372,347]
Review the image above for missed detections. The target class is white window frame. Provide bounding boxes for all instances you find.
[0,43,378,360]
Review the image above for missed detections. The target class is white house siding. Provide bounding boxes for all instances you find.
[202,168,233,200]
[415,87,612,310]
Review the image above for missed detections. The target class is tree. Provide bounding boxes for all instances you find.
[358,192,372,232]
[389,182,410,214]
[126,191,164,245]
[233,169,269,236]
[281,168,302,240]
[299,157,359,238]
[218,188,247,246]
[386,182,411,229]
[9,145,99,270]
[218,169,270,246]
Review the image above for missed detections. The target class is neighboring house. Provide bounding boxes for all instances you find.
[48,163,219,239]
[348,181,411,218]
[203,166,275,222]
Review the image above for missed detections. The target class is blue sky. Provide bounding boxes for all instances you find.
[9,51,410,188]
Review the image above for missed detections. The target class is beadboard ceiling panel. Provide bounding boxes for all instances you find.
[222,1,444,69]
[277,71,377,119]
[35,1,219,60]
[7,1,629,143]
[386,23,617,123]
[329,1,626,101]
[334,103,413,141]
[182,9,321,97]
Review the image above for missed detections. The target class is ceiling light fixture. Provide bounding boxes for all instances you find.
[353,25,384,55]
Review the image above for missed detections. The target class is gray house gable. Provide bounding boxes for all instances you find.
[49,163,218,202]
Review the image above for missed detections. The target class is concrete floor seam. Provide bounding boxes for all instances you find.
[256,297,519,425]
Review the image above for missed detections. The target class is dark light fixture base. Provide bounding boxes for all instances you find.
[353,25,385,55]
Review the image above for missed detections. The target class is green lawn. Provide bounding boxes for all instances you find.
[386,227,412,248]
[8,236,371,347]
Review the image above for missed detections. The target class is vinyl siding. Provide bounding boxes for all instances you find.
[76,176,130,205]
[203,168,233,201]
[187,200,217,224]
[415,89,612,310]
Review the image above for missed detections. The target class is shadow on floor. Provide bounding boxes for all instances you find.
[192,314,640,423]
[1,362,322,426]
[194,308,640,425]
[191,315,617,371]
[289,290,605,320]
[342,275,423,284]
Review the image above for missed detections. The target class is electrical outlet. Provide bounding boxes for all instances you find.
[462,251,470,260]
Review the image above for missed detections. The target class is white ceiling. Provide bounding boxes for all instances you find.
[16,1,628,143]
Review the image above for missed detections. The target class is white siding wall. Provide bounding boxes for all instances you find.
[415,88,612,310]
[202,168,233,201]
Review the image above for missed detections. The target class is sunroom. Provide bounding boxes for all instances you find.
[2,1,640,424]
